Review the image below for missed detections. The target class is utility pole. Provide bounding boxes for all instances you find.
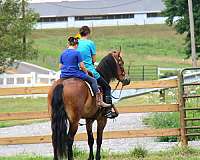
[0,1,2,13]
[188,0,197,67]
[22,0,26,52]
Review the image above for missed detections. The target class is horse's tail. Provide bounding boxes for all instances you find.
[51,84,68,159]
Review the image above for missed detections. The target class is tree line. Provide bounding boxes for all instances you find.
[0,0,38,73]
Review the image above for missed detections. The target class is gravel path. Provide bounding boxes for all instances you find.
[0,113,200,156]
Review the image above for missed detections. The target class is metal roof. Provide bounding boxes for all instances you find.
[29,0,165,17]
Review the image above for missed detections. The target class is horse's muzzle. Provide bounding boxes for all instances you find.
[121,77,131,86]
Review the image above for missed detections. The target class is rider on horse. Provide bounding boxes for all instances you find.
[51,36,130,160]
[77,26,118,119]
[59,36,111,108]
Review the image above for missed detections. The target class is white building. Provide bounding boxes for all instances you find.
[29,0,166,29]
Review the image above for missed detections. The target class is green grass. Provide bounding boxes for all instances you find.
[145,112,180,142]
[30,24,196,70]
[0,97,47,127]
[0,97,47,113]
[117,88,178,106]
[1,147,200,160]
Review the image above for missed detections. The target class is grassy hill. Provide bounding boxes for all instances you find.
[30,24,196,70]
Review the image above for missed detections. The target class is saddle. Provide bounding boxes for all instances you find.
[85,81,95,96]
[60,77,100,97]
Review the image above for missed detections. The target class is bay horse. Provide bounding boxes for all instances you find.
[48,50,130,160]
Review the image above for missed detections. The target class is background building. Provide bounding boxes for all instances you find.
[29,0,166,29]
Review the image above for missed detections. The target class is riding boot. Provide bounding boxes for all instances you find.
[96,92,112,108]
[104,96,118,119]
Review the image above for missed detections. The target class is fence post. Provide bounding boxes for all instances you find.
[157,67,160,79]
[13,77,17,85]
[24,75,28,85]
[159,89,165,103]
[30,72,36,86]
[48,71,54,84]
[3,73,7,85]
[142,65,145,80]
[178,70,188,146]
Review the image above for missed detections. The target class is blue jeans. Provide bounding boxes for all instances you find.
[84,75,99,94]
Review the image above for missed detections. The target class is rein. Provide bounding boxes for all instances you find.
[111,80,124,99]
[97,52,130,100]
[111,60,131,99]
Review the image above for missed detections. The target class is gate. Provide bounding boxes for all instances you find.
[129,65,158,81]
[179,68,200,146]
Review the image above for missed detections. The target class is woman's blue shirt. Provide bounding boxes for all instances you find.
[59,49,87,79]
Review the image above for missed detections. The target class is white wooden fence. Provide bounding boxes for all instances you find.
[0,68,182,87]
[0,72,56,87]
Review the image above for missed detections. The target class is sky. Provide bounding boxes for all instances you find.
[30,0,93,3]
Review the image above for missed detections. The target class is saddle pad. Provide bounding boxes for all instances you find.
[85,81,94,97]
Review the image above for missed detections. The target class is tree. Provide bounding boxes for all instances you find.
[0,0,39,73]
[163,0,200,58]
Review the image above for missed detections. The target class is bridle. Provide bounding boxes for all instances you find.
[111,52,130,99]
[112,52,126,79]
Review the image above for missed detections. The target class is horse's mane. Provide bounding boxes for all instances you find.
[96,53,117,83]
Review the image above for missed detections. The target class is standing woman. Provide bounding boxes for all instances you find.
[77,26,118,119]
[59,36,110,108]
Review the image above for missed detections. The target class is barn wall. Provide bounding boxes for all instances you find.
[35,13,166,29]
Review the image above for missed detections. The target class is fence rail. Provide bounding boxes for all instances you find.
[0,128,180,145]
[0,79,178,96]
[0,70,196,146]
[0,104,179,121]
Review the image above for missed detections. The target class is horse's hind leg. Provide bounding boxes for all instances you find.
[96,117,107,160]
[53,147,58,160]
[86,119,95,160]
[67,122,79,160]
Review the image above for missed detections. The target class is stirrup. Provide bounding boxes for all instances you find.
[105,111,118,119]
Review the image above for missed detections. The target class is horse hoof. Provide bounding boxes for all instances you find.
[88,156,94,160]
[95,156,101,160]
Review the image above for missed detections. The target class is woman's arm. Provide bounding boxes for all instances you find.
[92,55,96,64]
[79,62,88,74]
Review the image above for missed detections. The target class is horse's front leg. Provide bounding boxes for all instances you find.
[86,119,95,160]
[96,117,107,160]
[67,122,79,160]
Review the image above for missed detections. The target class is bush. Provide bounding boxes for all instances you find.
[129,146,148,158]
[73,146,87,158]
[144,112,180,142]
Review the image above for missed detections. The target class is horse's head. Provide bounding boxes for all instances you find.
[111,50,130,86]
[96,49,130,86]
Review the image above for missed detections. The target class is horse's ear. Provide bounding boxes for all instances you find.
[118,46,122,57]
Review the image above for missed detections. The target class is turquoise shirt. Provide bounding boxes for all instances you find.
[77,39,100,79]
